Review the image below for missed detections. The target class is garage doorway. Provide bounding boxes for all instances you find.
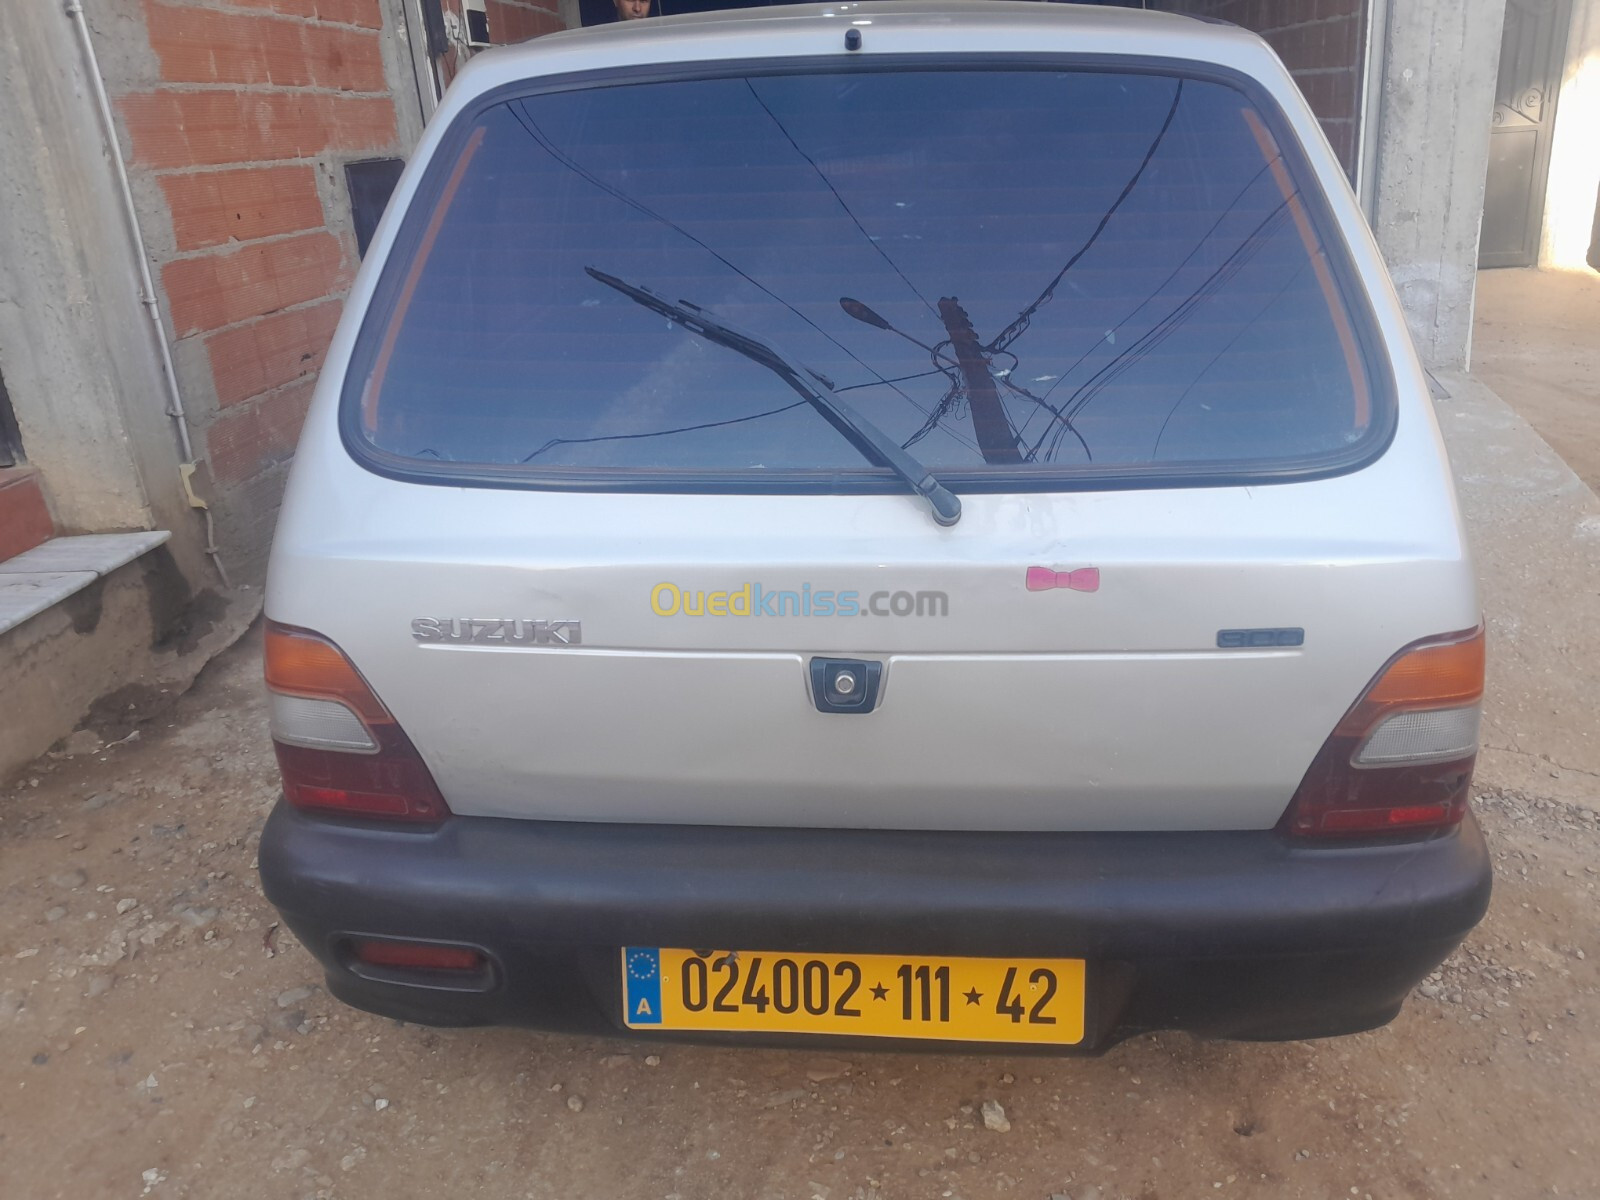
[1481,0,1573,268]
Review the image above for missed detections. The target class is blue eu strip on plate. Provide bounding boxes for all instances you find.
[623,946,663,1025]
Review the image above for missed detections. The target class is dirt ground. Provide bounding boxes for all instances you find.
[1473,268,1600,494]
[1,636,1597,1200]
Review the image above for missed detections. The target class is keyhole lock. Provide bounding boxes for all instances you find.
[809,658,883,714]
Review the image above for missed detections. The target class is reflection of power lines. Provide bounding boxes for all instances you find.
[744,80,939,320]
[1026,201,1292,463]
[742,80,998,458]
[843,190,1295,466]
[516,368,946,464]
[510,78,1305,471]
[840,94,1302,466]
[838,80,1187,463]
[837,298,965,450]
[1150,259,1310,457]
[988,81,1186,358]
[506,101,959,441]
[521,399,808,463]
[1010,156,1279,451]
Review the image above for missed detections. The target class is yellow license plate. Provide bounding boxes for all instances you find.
[621,947,1086,1045]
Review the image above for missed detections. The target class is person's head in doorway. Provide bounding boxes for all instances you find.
[613,0,652,18]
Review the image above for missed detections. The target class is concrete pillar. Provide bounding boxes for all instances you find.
[0,3,212,588]
[1370,0,1508,369]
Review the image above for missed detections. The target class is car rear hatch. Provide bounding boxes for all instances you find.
[267,36,1477,832]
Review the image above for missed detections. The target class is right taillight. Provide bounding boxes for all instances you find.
[1279,626,1484,839]
[264,621,451,823]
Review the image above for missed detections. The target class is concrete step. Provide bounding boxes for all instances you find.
[1433,369,1600,810]
[0,531,170,636]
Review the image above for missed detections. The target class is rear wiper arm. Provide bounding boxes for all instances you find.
[586,267,961,527]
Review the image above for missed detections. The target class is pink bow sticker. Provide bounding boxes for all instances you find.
[1025,566,1100,593]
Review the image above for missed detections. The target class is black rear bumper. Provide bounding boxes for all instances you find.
[258,802,1491,1050]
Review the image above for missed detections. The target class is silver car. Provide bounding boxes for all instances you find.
[258,2,1490,1050]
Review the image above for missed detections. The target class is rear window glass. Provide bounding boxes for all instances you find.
[349,64,1385,486]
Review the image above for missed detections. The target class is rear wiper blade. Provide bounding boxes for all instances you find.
[585,267,961,527]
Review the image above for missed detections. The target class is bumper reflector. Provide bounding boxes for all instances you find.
[351,939,484,972]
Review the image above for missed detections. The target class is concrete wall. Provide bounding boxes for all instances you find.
[1369,0,1508,368]
[0,4,212,589]
[1541,0,1600,271]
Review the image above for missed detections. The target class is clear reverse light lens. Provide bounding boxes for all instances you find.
[269,693,378,753]
[1354,705,1480,766]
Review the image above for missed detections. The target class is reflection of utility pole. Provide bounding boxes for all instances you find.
[937,297,1022,465]
[841,296,1022,464]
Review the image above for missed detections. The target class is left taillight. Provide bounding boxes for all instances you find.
[264,621,451,823]
[1279,626,1484,839]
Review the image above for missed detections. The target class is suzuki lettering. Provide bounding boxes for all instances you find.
[411,618,582,646]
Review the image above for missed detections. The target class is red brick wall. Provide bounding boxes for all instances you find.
[0,468,55,563]
[108,0,572,578]
[106,0,407,578]
[487,0,565,43]
[1159,0,1368,175]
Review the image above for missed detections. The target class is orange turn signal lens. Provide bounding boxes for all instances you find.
[264,622,392,725]
[1335,626,1484,736]
[1363,629,1485,708]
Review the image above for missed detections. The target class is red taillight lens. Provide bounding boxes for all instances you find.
[1319,803,1454,834]
[264,622,451,823]
[351,939,484,972]
[1280,627,1484,840]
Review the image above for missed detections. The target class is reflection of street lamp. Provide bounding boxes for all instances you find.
[840,297,892,330]
[840,296,947,359]
[840,296,1022,465]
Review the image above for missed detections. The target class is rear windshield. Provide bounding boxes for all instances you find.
[348,63,1387,488]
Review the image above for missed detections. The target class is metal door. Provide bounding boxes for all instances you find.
[1480,0,1573,268]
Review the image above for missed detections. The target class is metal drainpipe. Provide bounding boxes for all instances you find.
[63,0,232,590]
[1356,0,1391,225]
